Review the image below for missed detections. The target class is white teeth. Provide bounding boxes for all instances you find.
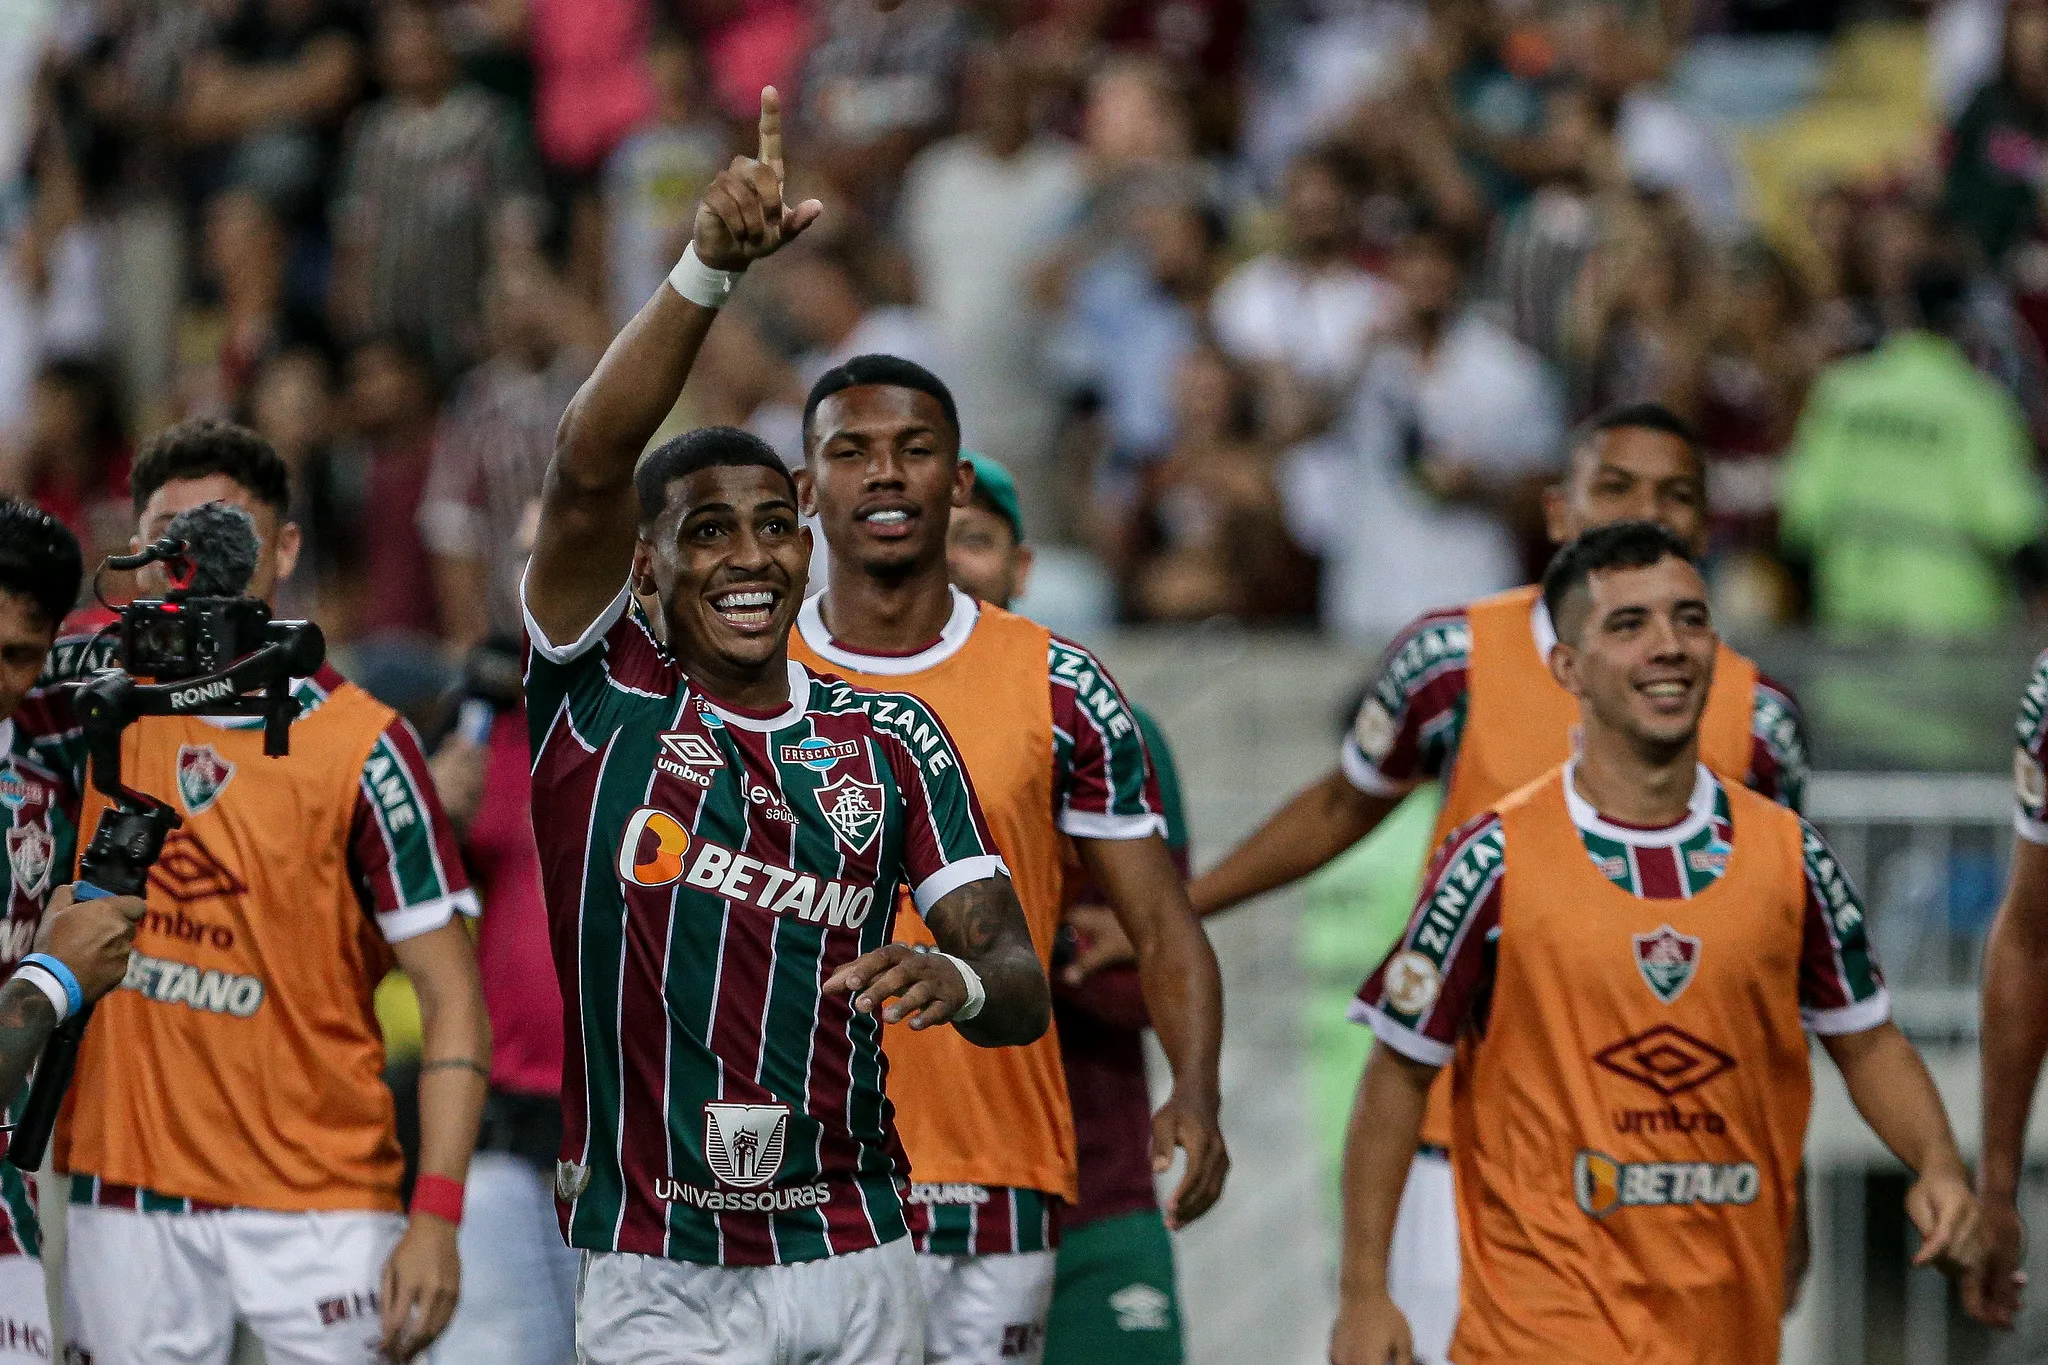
[1641,682,1687,697]
[713,590,773,609]
[862,509,909,524]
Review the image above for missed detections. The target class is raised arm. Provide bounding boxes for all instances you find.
[526,87,821,646]
[1074,834,1228,1228]
[823,876,1051,1049]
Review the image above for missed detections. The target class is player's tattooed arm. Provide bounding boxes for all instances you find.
[0,979,59,1105]
[824,878,1050,1049]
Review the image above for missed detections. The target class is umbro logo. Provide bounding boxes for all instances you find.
[1592,1024,1735,1098]
[657,731,724,788]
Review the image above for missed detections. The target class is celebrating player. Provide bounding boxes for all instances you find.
[944,455,1195,1364]
[1331,522,1976,1365]
[54,423,490,1365]
[524,88,1051,1364]
[790,374,1226,1363]
[1160,403,1807,1359]
[1963,646,2048,1328]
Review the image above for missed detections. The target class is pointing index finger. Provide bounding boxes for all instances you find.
[759,86,784,178]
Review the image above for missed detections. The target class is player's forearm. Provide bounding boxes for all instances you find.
[0,977,58,1103]
[1188,771,1397,915]
[1979,896,2048,1197]
[1826,1022,1969,1182]
[1128,899,1224,1103]
[404,931,492,1185]
[927,879,1051,1048]
[1339,1044,1435,1302]
[554,285,719,496]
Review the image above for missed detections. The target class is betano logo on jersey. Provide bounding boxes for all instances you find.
[1573,1150,1759,1218]
[616,807,876,928]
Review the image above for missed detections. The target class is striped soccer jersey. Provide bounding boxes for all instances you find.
[525,588,1009,1268]
[0,700,86,1256]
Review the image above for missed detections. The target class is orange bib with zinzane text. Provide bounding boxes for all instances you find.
[1445,769,1811,1364]
[1414,584,1758,1148]
[792,605,1079,1203]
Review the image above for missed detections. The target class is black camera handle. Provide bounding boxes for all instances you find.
[5,622,324,1169]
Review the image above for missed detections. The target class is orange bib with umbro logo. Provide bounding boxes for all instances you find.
[1417,585,1758,1149]
[1446,769,1810,1365]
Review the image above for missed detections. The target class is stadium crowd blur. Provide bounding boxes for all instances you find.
[0,0,2043,661]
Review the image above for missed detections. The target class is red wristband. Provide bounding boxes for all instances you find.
[410,1173,465,1225]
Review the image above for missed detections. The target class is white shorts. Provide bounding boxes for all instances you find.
[0,1255,50,1361]
[918,1249,1057,1365]
[576,1237,924,1365]
[434,1153,580,1365]
[1387,1152,1460,1365]
[64,1204,406,1365]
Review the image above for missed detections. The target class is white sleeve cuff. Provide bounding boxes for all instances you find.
[1057,809,1167,841]
[1341,740,1415,798]
[1347,999,1455,1067]
[522,569,630,664]
[2017,811,2048,845]
[378,890,482,944]
[1802,989,1891,1037]
[911,855,1011,915]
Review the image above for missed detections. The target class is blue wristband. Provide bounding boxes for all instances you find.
[21,954,83,1020]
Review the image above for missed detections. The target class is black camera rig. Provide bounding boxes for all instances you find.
[5,529,323,1169]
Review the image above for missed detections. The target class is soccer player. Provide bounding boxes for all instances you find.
[944,456,1191,1363]
[790,368,1226,1364]
[1964,646,2048,1329]
[1331,522,1977,1365]
[54,421,490,1365]
[0,499,148,1361]
[1161,403,1808,1360]
[524,89,1052,1364]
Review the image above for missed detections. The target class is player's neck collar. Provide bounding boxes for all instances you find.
[1562,759,1717,848]
[693,659,809,732]
[798,586,980,677]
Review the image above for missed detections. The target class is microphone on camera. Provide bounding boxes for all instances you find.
[160,501,261,598]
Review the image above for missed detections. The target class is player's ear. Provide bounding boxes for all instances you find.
[951,456,974,508]
[272,521,303,586]
[630,540,658,598]
[1548,641,1579,696]
[793,466,816,519]
[1541,481,1571,546]
[1011,542,1034,599]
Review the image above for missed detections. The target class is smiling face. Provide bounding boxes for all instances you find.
[634,463,809,685]
[801,385,971,579]
[1550,555,1718,759]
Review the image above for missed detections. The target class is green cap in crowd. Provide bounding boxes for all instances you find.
[964,451,1024,541]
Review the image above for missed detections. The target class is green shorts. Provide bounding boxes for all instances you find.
[1044,1207,1184,1364]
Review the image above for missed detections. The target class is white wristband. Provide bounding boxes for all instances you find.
[928,950,986,1023]
[667,243,742,309]
[13,961,70,1023]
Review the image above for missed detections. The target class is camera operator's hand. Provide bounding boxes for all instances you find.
[379,1214,459,1361]
[35,885,145,1002]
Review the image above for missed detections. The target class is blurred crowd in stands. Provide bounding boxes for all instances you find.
[4,0,2048,673]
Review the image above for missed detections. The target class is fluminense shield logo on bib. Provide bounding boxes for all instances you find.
[6,824,51,900]
[176,744,236,816]
[1632,925,1701,1004]
[816,774,884,855]
[703,1102,789,1189]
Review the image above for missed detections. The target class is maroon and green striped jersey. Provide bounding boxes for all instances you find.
[524,589,1009,1268]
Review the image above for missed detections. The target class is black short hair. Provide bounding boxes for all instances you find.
[0,499,84,630]
[802,354,960,449]
[1541,520,1698,642]
[636,426,797,528]
[132,419,291,519]
[1569,402,1699,466]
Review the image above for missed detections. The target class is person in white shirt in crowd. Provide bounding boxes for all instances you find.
[1284,219,1565,641]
